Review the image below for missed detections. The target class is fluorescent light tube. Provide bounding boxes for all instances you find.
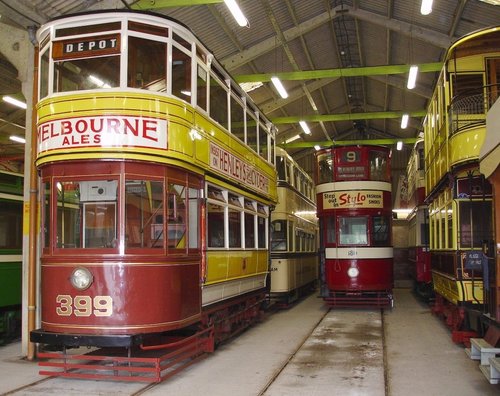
[271,76,288,99]
[3,96,27,109]
[421,0,433,15]
[401,114,409,129]
[224,0,248,27]
[299,120,311,135]
[285,134,301,143]
[10,135,26,144]
[407,65,418,89]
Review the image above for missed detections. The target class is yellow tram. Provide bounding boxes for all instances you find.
[424,26,499,341]
[30,10,277,381]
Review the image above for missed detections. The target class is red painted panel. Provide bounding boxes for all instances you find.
[325,258,393,291]
[415,247,432,283]
[41,259,201,334]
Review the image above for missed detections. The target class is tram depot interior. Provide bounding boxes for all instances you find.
[1,0,500,394]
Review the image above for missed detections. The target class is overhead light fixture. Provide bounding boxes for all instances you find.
[3,96,27,109]
[224,0,248,27]
[420,0,433,15]
[396,141,403,151]
[314,145,321,151]
[299,120,311,135]
[285,134,301,144]
[401,114,409,129]
[10,135,26,144]
[407,65,418,89]
[271,76,288,99]
[239,81,263,93]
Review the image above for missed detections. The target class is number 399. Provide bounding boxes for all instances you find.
[56,295,113,317]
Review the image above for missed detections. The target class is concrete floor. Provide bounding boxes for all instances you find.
[0,288,498,395]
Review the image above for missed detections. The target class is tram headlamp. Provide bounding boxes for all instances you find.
[347,267,359,278]
[70,267,93,290]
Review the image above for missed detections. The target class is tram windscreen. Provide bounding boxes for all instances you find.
[339,216,368,245]
[55,180,118,249]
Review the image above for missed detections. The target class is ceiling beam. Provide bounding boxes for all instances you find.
[340,5,453,48]
[235,63,442,83]
[271,110,426,125]
[278,137,418,149]
[131,0,223,9]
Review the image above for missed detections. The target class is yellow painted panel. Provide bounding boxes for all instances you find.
[449,126,485,167]
[432,271,483,304]
[205,250,268,285]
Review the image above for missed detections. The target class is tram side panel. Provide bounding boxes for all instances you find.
[0,171,23,344]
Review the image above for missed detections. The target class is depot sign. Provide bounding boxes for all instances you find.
[323,190,383,209]
[37,115,167,154]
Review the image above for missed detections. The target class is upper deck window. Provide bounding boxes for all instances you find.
[52,34,121,93]
[56,22,121,38]
[128,36,166,91]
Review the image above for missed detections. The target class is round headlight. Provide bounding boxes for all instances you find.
[347,267,359,278]
[70,267,93,290]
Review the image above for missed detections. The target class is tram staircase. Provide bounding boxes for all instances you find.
[465,326,500,385]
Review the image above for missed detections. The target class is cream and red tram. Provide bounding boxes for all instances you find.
[315,145,393,308]
[30,11,277,380]
[269,147,318,305]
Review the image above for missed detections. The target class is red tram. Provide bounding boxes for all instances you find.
[315,145,393,308]
[29,11,277,382]
[406,139,432,300]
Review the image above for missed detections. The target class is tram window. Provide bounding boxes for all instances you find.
[172,46,192,99]
[259,123,268,161]
[372,216,390,246]
[276,156,287,182]
[54,56,120,93]
[56,22,121,38]
[128,37,166,91]
[458,201,492,248]
[230,92,245,141]
[125,180,164,249]
[207,202,224,248]
[245,212,255,248]
[369,151,389,181]
[42,181,51,249]
[339,217,368,245]
[317,153,333,184]
[173,32,190,50]
[271,220,287,251]
[209,76,228,129]
[258,216,267,249]
[188,188,200,249]
[288,221,294,251]
[168,183,187,249]
[270,136,275,165]
[197,65,208,111]
[446,205,453,249]
[325,216,336,245]
[247,112,257,151]
[0,201,22,249]
[228,208,242,248]
[56,181,81,248]
[129,21,168,37]
[84,202,117,248]
[40,50,49,99]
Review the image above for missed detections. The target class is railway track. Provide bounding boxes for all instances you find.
[1,296,390,395]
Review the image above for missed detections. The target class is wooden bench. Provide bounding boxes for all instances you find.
[479,357,500,385]
[465,337,500,366]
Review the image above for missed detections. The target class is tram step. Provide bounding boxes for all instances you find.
[465,338,500,366]
[480,357,500,385]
